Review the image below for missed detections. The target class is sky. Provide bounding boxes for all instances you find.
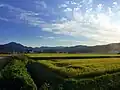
[0,0,120,47]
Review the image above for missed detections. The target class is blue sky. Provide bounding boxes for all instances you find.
[0,0,120,47]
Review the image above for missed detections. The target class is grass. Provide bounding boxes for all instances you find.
[27,62,64,89]
[0,54,10,56]
[26,53,120,58]
[0,56,37,90]
[26,54,120,90]
[62,72,120,90]
[38,58,120,79]
[0,57,10,70]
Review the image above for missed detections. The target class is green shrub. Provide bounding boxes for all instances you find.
[1,58,37,90]
[12,55,29,64]
[62,72,120,90]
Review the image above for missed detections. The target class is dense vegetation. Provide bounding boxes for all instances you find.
[38,58,120,78]
[0,56,37,90]
[2,54,120,90]
[27,55,120,90]
[63,72,120,90]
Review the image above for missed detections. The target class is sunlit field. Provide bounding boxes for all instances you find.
[38,58,120,79]
[0,54,10,56]
[26,53,120,58]
[26,54,120,89]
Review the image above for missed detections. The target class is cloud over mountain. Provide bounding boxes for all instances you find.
[0,0,120,46]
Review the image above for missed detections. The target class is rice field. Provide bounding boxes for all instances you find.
[38,58,120,79]
[0,54,10,56]
[27,54,120,89]
[26,53,120,58]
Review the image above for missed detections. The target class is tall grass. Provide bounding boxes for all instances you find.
[63,72,120,90]
[0,56,37,90]
[32,58,120,90]
[26,53,120,58]
[38,58,120,78]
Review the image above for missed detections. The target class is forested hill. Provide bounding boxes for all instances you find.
[0,42,120,53]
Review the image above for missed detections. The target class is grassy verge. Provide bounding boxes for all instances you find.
[0,56,37,90]
[37,59,120,79]
[63,72,120,90]
[27,60,120,90]
[2,55,120,90]
[27,62,64,89]
[26,53,120,58]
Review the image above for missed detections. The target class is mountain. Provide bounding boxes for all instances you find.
[91,43,120,53]
[0,42,120,53]
[0,42,26,53]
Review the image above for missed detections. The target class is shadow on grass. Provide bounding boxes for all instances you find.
[29,56,120,60]
[26,61,120,90]
[71,68,120,80]
[0,78,24,90]
[26,62,64,89]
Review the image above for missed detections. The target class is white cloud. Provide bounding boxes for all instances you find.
[65,1,70,4]
[82,0,93,8]
[88,0,93,4]
[108,7,112,16]
[20,12,45,26]
[47,37,55,39]
[42,28,52,32]
[37,36,55,40]
[113,2,117,5]
[74,7,80,11]
[0,4,4,7]
[60,17,68,22]
[41,1,120,45]
[0,17,9,21]
[71,1,77,5]
[64,8,72,12]
[59,4,67,8]
[2,0,120,46]
[96,4,103,12]
[0,3,45,26]
[36,36,43,38]
[58,39,103,46]
[35,1,47,8]
[41,1,47,8]
[0,3,26,13]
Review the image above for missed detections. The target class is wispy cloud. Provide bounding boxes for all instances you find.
[36,36,43,38]
[41,1,47,8]
[47,36,55,39]
[0,17,9,21]
[0,4,4,7]
[58,4,67,8]
[64,8,72,12]
[37,36,55,40]
[40,0,120,45]
[1,0,120,46]
[58,39,103,46]
[20,12,45,26]
[0,3,46,26]
[35,1,47,9]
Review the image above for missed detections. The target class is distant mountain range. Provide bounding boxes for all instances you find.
[0,42,120,53]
